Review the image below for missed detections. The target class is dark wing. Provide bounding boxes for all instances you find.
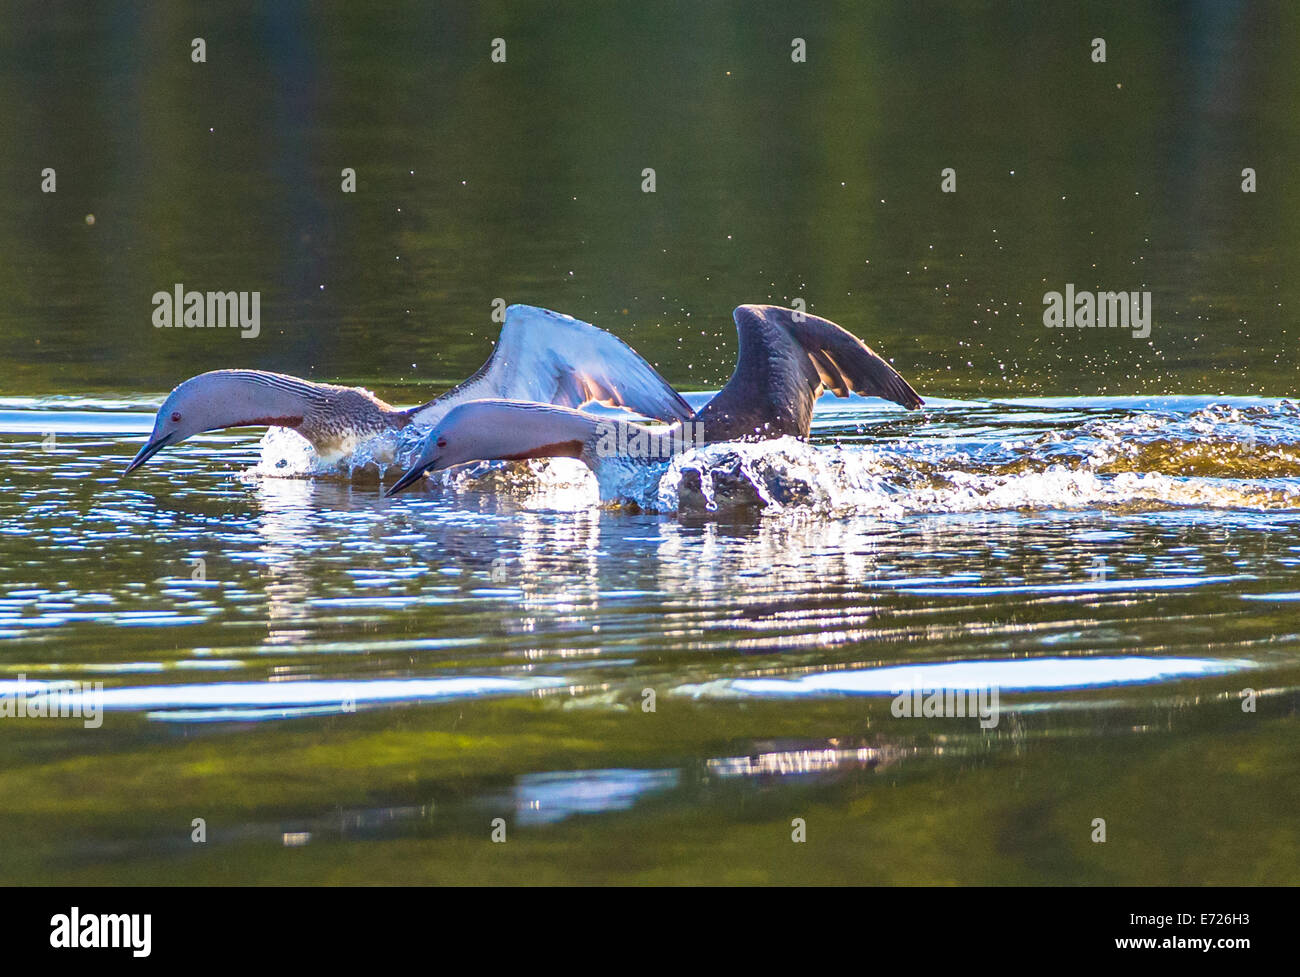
[696,304,923,442]
[408,305,693,427]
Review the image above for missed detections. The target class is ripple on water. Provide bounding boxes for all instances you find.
[1,396,1297,735]
[674,656,1252,699]
[2,675,570,723]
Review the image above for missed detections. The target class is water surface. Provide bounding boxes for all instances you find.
[2,394,1298,883]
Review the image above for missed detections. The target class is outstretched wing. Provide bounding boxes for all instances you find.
[407,305,693,428]
[696,304,923,442]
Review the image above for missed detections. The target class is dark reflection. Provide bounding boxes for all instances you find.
[1,3,1299,399]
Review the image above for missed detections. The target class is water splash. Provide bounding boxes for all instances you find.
[655,438,905,515]
[243,425,420,480]
[641,402,1300,516]
[237,400,1300,517]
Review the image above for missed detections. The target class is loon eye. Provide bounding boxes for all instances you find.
[436,437,447,448]
[170,411,182,423]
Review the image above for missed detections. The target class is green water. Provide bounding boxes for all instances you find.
[1,2,1299,884]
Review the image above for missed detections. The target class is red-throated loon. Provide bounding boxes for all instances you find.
[384,304,923,496]
[123,304,693,473]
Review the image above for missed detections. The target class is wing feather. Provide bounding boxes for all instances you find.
[407,305,693,427]
[696,305,922,442]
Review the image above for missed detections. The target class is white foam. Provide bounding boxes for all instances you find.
[237,401,1300,517]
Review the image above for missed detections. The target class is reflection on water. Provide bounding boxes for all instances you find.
[1,394,1299,882]
[678,656,1250,699]
[707,740,913,781]
[254,477,317,649]
[511,769,681,827]
[12,675,568,723]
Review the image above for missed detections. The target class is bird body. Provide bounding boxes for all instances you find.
[125,305,692,474]
[386,304,923,497]
[381,400,686,497]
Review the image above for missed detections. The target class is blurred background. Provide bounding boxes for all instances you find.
[0,0,1296,401]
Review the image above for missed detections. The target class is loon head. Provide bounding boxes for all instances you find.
[384,400,595,497]
[124,371,309,474]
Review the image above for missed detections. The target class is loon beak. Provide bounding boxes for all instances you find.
[124,433,175,475]
[384,463,430,498]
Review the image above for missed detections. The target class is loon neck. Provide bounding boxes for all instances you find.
[210,370,409,450]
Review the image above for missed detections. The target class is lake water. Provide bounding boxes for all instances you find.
[1,2,1298,883]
